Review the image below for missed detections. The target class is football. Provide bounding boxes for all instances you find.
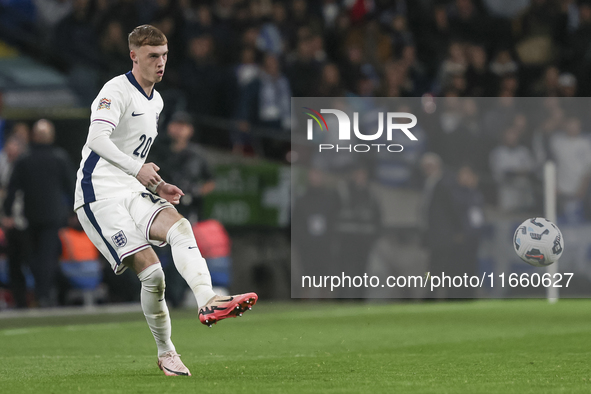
[513,217,564,267]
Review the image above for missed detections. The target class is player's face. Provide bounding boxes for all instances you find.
[132,44,168,84]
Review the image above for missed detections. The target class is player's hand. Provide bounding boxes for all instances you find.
[157,182,185,205]
[137,163,162,188]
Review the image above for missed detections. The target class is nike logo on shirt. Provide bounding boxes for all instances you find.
[132,112,144,117]
[188,246,199,249]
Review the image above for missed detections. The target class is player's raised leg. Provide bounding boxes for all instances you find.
[124,250,191,376]
[149,208,258,326]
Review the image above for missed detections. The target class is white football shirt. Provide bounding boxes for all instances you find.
[74,72,163,209]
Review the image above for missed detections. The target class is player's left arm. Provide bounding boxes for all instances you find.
[154,181,185,205]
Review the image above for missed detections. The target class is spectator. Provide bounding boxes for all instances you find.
[513,0,567,66]
[292,168,339,297]
[54,0,102,103]
[432,98,483,169]
[98,21,129,83]
[149,0,185,72]
[375,103,427,187]
[58,213,102,306]
[0,133,27,192]
[568,0,591,61]
[180,35,224,117]
[310,33,328,63]
[483,0,530,18]
[347,0,373,24]
[234,46,260,91]
[0,122,30,191]
[108,0,140,35]
[384,15,414,61]
[489,126,536,212]
[0,91,6,151]
[482,97,519,146]
[0,132,29,308]
[256,14,284,55]
[558,72,577,97]
[236,53,292,158]
[465,44,494,96]
[448,0,490,44]
[54,0,101,68]
[159,112,215,222]
[530,65,560,96]
[549,117,591,223]
[489,49,518,79]
[320,0,341,29]
[437,41,468,93]
[424,4,453,71]
[286,36,323,97]
[448,72,468,96]
[419,153,443,230]
[268,2,292,51]
[399,44,429,96]
[498,73,520,97]
[33,0,72,43]
[568,1,591,94]
[531,97,565,166]
[334,164,382,296]
[339,44,369,94]
[242,23,261,51]
[423,160,483,298]
[324,10,351,63]
[184,3,218,41]
[0,0,37,47]
[380,60,412,97]
[290,0,321,32]
[452,164,484,296]
[356,74,378,97]
[317,62,346,96]
[258,52,292,129]
[420,153,463,295]
[3,119,75,307]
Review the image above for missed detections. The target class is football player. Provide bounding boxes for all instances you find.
[74,25,257,376]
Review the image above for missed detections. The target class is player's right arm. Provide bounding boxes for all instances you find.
[87,83,161,188]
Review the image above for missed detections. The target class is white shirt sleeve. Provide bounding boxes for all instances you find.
[87,122,143,177]
[87,81,142,177]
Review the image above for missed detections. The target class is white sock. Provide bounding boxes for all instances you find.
[137,263,175,357]
[167,218,216,307]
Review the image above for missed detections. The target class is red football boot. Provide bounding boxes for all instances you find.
[199,293,258,327]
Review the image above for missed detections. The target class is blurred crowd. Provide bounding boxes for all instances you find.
[421,96,591,221]
[4,0,591,94]
[2,0,591,141]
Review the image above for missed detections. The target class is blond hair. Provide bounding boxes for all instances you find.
[128,25,167,49]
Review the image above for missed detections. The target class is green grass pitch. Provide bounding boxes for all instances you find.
[1,300,590,393]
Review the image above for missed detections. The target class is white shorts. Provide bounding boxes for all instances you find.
[76,191,176,274]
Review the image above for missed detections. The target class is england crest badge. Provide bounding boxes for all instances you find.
[112,230,127,248]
